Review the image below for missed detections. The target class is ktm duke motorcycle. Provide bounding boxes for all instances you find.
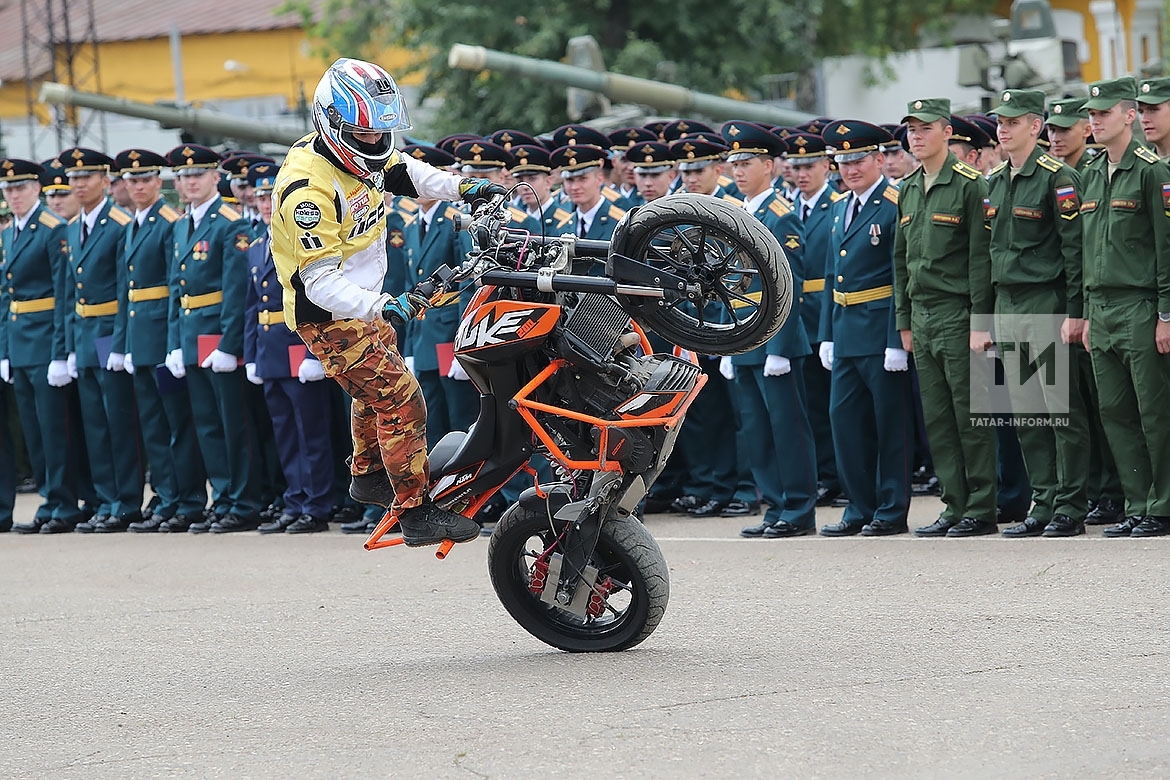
[366,192,791,652]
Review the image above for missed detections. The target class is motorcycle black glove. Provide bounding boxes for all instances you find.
[381,292,430,326]
[458,178,508,206]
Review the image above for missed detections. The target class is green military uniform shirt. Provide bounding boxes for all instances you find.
[893,150,994,330]
[986,146,1084,316]
[1079,138,1170,309]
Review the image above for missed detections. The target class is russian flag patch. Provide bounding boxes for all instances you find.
[1056,184,1079,213]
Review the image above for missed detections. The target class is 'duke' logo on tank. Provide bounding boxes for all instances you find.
[454,301,560,352]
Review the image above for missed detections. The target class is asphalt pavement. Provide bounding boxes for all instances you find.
[2,492,1168,779]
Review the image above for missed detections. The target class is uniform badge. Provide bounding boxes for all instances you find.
[388,229,405,248]
[1055,185,1080,219]
[869,223,881,246]
[235,234,250,251]
[784,235,800,250]
[1162,183,1170,214]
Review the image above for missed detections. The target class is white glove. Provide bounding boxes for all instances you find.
[66,352,78,378]
[47,360,72,387]
[447,359,469,381]
[165,349,186,379]
[719,356,735,380]
[123,353,135,374]
[404,355,415,375]
[297,358,326,383]
[202,349,238,373]
[245,362,263,385]
[883,347,910,372]
[105,352,125,372]
[0,359,10,384]
[764,354,791,377]
[819,342,834,371]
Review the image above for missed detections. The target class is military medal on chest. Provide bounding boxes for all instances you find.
[869,223,881,246]
[193,240,209,260]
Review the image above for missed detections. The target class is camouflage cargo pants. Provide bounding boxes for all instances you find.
[297,317,429,511]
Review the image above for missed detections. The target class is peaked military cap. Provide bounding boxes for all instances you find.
[796,118,831,136]
[247,161,278,192]
[488,129,539,151]
[508,144,553,175]
[166,144,221,175]
[550,124,611,150]
[784,132,830,164]
[964,115,1000,148]
[608,126,658,151]
[949,115,990,148]
[550,144,608,178]
[878,124,904,152]
[643,120,669,141]
[114,149,168,179]
[454,140,512,171]
[436,134,480,157]
[626,141,675,174]
[903,98,950,124]
[991,89,1047,118]
[1038,124,1050,148]
[1084,76,1137,110]
[217,173,238,203]
[1046,97,1089,128]
[38,158,69,191]
[59,147,113,176]
[221,153,275,181]
[669,133,728,170]
[0,158,44,189]
[401,144,458,170]
[720,121,786,161]
[772,126,796,140]
[822,120,894,163]
[661,119,715,142]
[1138,77,1170,105]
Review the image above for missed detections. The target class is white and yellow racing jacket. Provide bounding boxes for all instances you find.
[271,133,462,328]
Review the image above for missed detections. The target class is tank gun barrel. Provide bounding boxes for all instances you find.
[38,82,308,146]
[448,44,815,126]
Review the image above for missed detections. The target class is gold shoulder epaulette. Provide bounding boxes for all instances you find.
[398,198,419,213]
[830,190,849,202]
[444,205,463,221]
[721,193,743,206]
[108,207,132,226]
[508,206,529,223]
[768,199,791,217]
[38,211,61,228]
[552,208,572,224]
[718,174,734,187]
[249,236,264,248]
[158,204,181,223]
[989,161,1008,177]
[401,213,416,227]
[68,215,79,225]
[1135,145,1160,164]
[608,205,626,219]
[601,187,620,202]
[1036,154,1062,173]
[218,204,242,221]
[883,185,899,204]
[952,160,981,180]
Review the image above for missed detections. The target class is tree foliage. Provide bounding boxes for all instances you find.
[281,0,995,136]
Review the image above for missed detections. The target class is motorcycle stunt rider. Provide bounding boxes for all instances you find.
[270,58,507,547]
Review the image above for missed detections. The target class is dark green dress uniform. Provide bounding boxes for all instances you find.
[818,122,915,536]
[1079,77,1170,532]
[112,149,207,531]
[58,148,145,529]
[165,144,259,529]
[986,89,1091,535]
[893,99,997,533]
[0,160,84,530]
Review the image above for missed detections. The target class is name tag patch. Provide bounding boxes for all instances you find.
[1110,199,1138,210]
[931,213,961,225]
[1012,207,1043,219]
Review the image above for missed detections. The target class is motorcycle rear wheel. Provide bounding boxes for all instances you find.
[609,193,791,355]
[487,505,669,652]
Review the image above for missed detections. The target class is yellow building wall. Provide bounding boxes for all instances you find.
[0,28,421,121]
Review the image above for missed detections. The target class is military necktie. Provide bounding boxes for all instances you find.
[846,197,862,229]
[80,219,89,246]
[801,203,811,222]
[418,216,427,242]
[578,218,587,238]
[132,218,140,239]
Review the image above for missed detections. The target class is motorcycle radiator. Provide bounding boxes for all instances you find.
[562,294,633,363]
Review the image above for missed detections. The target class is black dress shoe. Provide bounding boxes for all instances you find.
[16,477,39,494]
[763,521,815,538]
[340,518,379,535]
[210,514,261,533]
[158,513,200,533]
[820,520,864,537]
[39,517,77,534]
[0,518,10,533]
[740,521,773,538]
[861,519,908,536]
[129,514,168,533]
[286,515,329,534]
[915,516,958,537]
[1085,498,1124,526]
[815,485,841,507]
[12,517,48,534]
[669,495,703,514]
[258,513,299,534]
[330,503,363,523]
[1102,515,1143,538]
[946,517,998,537]
[96,511,140,533]
[720,499,760,517]
[831,495,851,508]
[1001,516,1048,538]
[688,499,727,517]
[188,511,222,534]
[1131,515,1170,537]
[74,514,110,533]
[997,506,1029,525]
[1043,514,1085,537]
[912,474,941,496]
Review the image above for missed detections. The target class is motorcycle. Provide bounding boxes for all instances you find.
[365,191,791,652]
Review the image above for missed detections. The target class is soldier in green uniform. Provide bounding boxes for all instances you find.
[1138,77,1170,161]
[893,98,998,537]
[1079,76,1170,537]
[985,89,1090,537]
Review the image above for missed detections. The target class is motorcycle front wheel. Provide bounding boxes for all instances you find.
[608,193,792,355]
[487,505,669,652]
